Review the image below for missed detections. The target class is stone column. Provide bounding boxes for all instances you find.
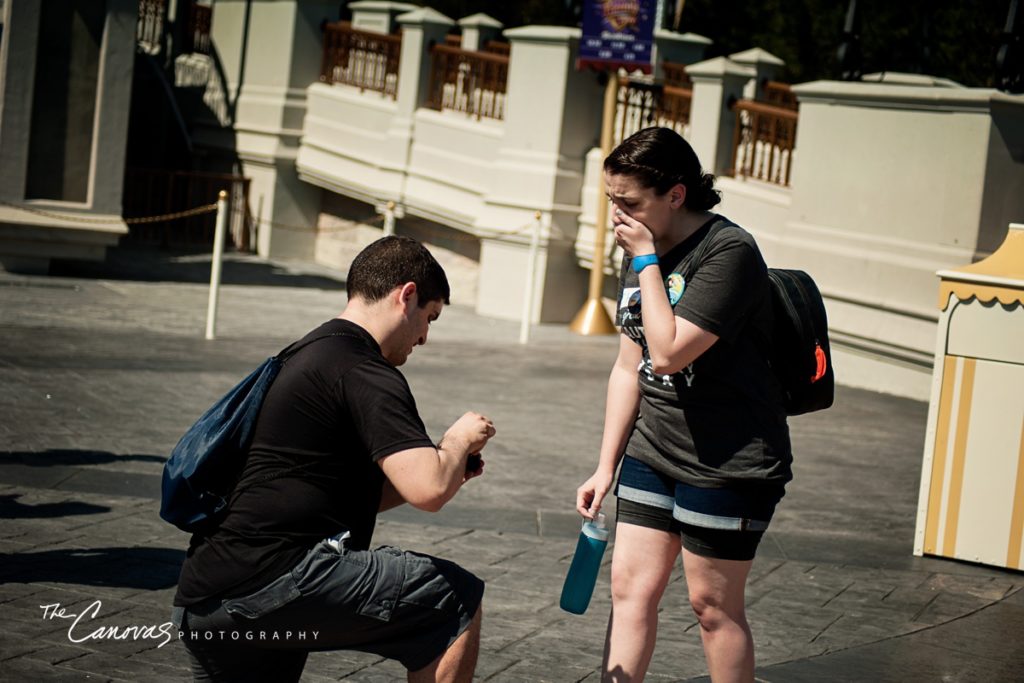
[652,28,711,81]
[730,47,785,101]
[784,80,1024,399]
[0,0,44,204]
[474,26,604,323]
[92,1,138,215]
[686,56,754,176]
[197,0,337,260]
[0,0,135,271]
[394,8,453,120]
[349,1,417,34]
[381,7,455,208]
[458,13,502,52]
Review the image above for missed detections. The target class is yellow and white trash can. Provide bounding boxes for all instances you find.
[914,222,1024,571]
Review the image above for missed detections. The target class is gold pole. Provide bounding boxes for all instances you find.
[570,71,620,335]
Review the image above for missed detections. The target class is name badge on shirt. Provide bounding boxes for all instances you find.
[666,274,685,305]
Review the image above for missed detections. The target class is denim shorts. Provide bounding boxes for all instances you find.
[615,455,783,561]
[175,538,484,679]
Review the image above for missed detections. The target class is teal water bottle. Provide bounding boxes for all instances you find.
[559,513,609,614]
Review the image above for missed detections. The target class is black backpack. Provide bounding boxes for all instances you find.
[764,269,834,414]
[160,333,348,533]
[686,220,834,416]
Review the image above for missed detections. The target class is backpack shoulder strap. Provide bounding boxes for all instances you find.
[274,330,360,363]
[682,215,738,282]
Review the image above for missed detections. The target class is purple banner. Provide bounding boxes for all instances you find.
[577,0,655,74]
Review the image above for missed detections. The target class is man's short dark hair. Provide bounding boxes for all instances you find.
[346,236,450,306]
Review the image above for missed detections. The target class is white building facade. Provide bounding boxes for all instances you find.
[2,0,1022,401]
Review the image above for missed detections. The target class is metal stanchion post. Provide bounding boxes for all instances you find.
[569,71,620,335]
[383,200,396,236]
[205,191,229,340]
[519,211,543,345]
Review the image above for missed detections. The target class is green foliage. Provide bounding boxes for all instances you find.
[403,0,580,27]
[678,0,1010,87]
[384,0,1013,88]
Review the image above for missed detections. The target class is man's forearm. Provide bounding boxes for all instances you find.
[434,437,472,506]
[378,412,494,513]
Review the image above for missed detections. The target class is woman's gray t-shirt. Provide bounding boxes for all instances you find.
[616,215,792,490]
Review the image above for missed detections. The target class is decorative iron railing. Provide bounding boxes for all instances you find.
[660,83,693,134]
[426,44,509,120]
[123,169,254,251]
[136,0,166,54]
[730,100,798,186]
[614,74,693,145]
[185,2,212,55]
[320,21,402,99]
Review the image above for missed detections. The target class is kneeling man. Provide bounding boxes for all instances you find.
[173,236,495,682]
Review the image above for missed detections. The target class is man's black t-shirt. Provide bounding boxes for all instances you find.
[174,319,435,606]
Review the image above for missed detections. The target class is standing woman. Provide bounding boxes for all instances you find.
[575,126,792,682]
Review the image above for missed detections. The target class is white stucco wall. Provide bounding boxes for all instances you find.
[404,108,504,229]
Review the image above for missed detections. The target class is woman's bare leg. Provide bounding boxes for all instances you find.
[602,523,681,682]
[681,549,755,683]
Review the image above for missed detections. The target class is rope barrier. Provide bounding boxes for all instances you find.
[1,198,566,245]
[0,199,218,225]
[125,204,218,224]
[125,205,219,224]
[254,211,543,243]
[6,193,558,344]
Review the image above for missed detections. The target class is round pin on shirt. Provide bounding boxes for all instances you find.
[666,273,685,304]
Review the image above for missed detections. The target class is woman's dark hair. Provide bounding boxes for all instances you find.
[347,235,450,306]
[603,127,721,211]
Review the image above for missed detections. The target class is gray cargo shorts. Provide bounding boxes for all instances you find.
[175,539,484,680]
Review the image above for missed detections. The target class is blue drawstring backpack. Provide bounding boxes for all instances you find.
[160,333,344,533]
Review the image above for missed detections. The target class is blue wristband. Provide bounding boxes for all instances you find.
[632,253,659,273]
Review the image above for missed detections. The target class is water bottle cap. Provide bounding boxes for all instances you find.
[581,513,610,541]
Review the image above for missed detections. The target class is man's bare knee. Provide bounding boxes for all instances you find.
[408,607,482,683]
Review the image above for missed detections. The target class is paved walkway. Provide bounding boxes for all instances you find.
[0,247,1021,681]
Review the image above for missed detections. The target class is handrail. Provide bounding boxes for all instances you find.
[660,83,693,133]
[763,80,798,110]
[320,21,402,99]
[730,100,798,186]
[430,43,511,66]
[662,61,692,89]
[484,41,510,55]
[735,99,800,120]
[426,44,509,120]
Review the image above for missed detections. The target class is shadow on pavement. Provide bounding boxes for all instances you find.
[0,450,166,467]
[0,547,184,589]
[50,244,346,290]
[0,494,110,519]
